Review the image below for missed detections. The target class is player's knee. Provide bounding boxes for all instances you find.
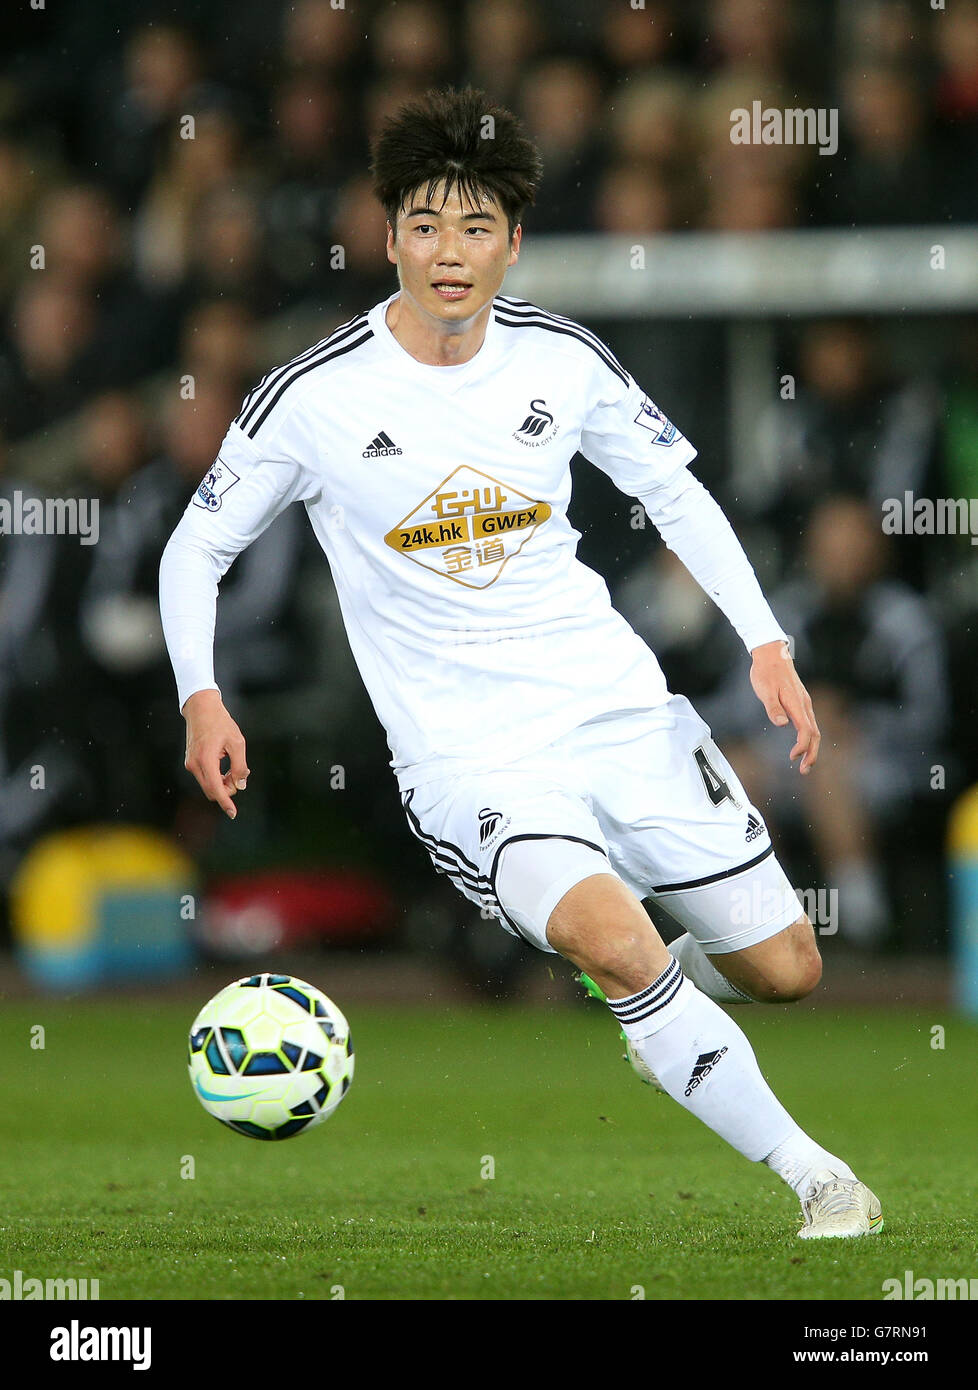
[762,957,822,1002]
[751,919,822,1002]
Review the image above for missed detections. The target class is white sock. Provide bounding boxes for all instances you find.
[607,960,796,1162]
[764,1130,856,1197]
[668,932,754,1004]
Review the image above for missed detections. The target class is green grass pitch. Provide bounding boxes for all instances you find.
[0,995,974,1300]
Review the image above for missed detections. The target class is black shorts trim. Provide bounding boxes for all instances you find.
[649,843,774,895]
[401,789,490,888]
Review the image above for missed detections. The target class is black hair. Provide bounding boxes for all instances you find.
[369,86,543,238]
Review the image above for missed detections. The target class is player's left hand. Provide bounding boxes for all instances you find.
[749,639,820,774]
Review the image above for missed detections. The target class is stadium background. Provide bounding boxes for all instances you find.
[3,0,978,1315]
[1,0,977,1000]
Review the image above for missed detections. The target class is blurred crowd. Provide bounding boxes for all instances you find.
[4,0,978,440]
[1,0,977,955]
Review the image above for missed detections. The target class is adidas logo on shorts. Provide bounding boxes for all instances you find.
[745,812,765,843]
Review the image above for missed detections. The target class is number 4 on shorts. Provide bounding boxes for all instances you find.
[693,744,741,809]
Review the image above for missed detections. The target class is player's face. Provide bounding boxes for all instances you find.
[386,182,521,326]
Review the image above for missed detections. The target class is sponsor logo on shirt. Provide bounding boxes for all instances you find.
[635,397,678,446]
[383,465,552,588]
[193,458,240,511]
[513,399,558,447]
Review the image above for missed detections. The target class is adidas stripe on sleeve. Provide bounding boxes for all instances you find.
[493,296,631,387]
[233,313,373,442]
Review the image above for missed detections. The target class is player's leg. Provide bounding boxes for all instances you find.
[533,860,881,1238]
[547,699,881,1235]
[669,912,822,1004]
[541,862,827,1159]
[404,762,881,1237]
[702,912,822,1002]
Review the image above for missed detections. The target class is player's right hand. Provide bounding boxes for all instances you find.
[182,689,250,819]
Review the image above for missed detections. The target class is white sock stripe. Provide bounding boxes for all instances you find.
[606,958,681,1014]
[607,960,682,1019]
[611,958,680,1004]
[613,971,687,1024]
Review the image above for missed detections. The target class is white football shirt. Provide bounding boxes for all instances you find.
[160,292,785,788]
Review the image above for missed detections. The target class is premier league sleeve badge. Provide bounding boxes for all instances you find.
[635,397,678,447]
[193,458,241,511]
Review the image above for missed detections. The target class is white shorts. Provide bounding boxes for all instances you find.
[401,695,803,956]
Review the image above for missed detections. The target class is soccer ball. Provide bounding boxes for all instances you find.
[187,973,354,1140]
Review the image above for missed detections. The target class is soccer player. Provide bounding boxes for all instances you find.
[159,88,881,1239]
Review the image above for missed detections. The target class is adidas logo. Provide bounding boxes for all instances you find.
[362,431,403,458]
[745,812,765,843]
[684,1046,728,1097]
